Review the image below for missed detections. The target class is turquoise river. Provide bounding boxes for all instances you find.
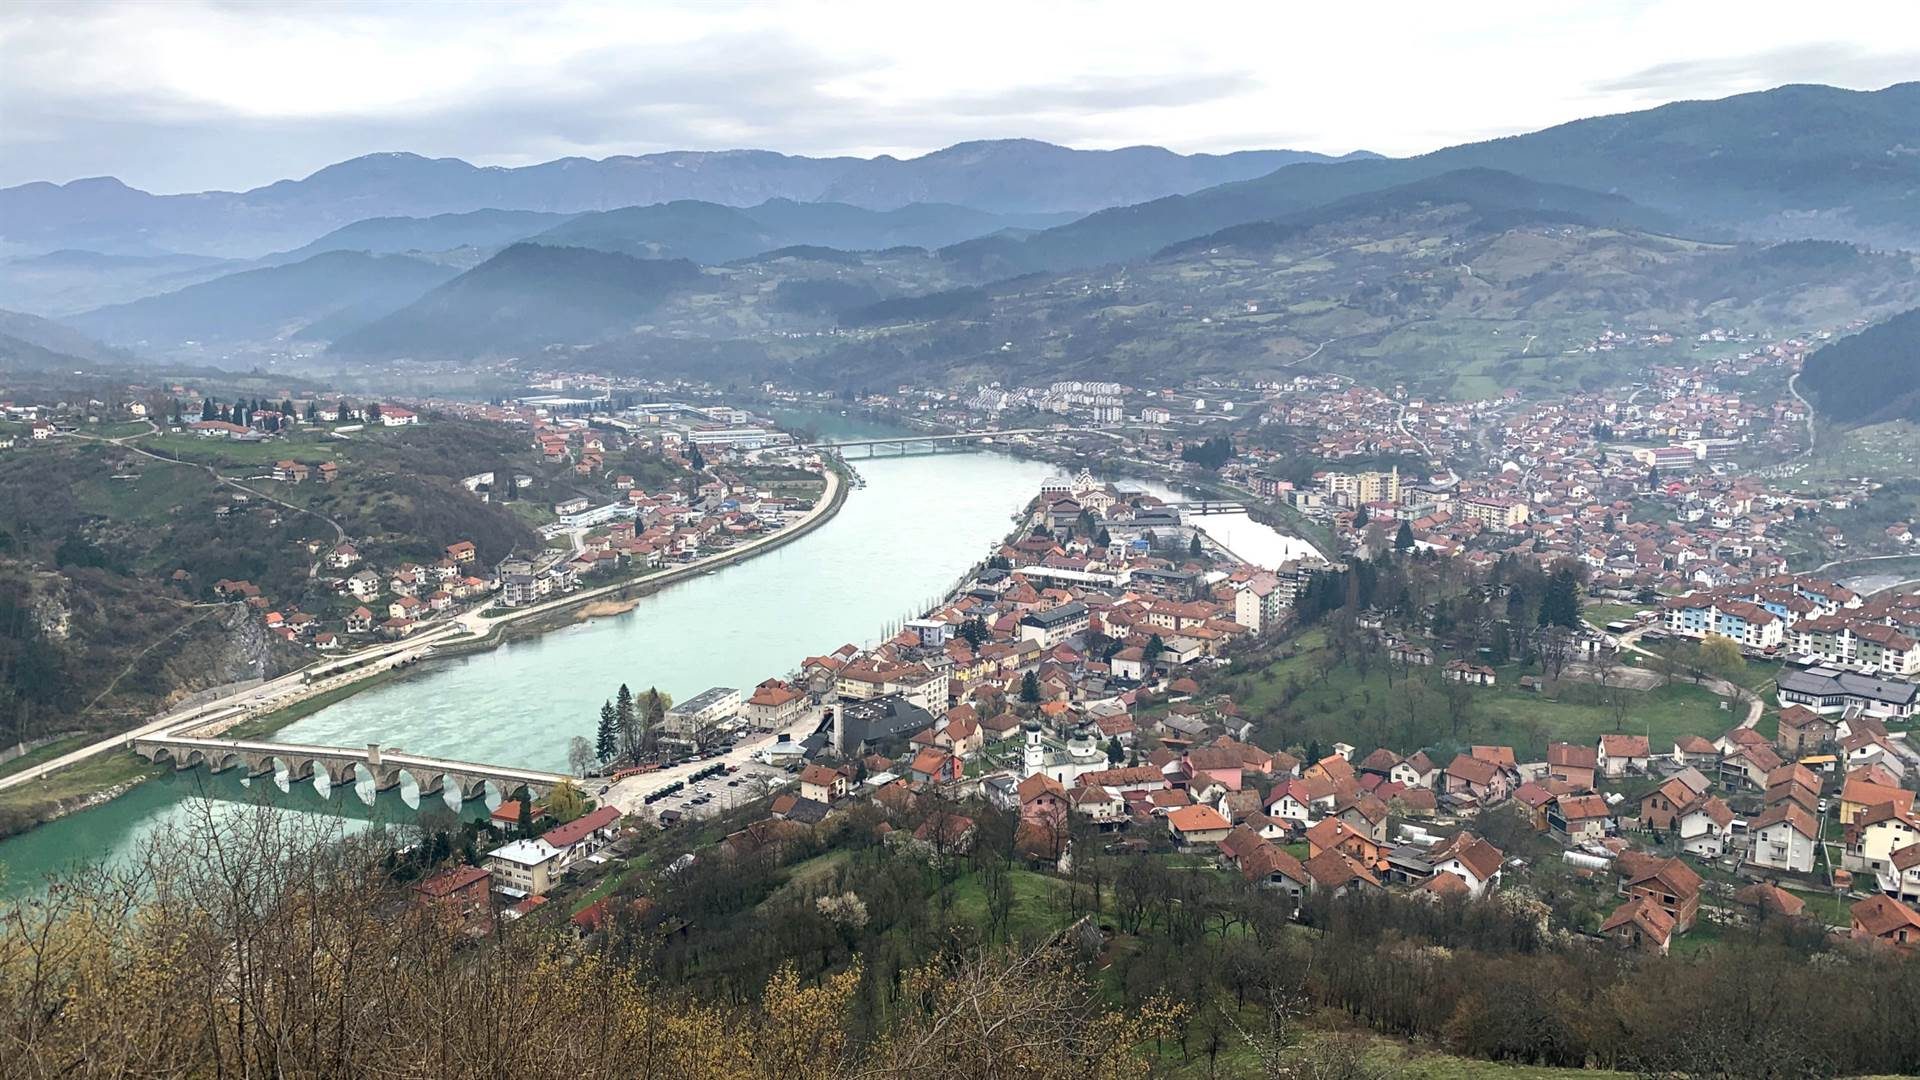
[0,414,1311,893]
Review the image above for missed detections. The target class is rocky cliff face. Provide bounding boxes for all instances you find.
[0,564,305,746]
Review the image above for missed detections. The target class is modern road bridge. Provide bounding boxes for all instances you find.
[1160,500,1247,516]
[131,734,567,804]
[814,429,1057,457]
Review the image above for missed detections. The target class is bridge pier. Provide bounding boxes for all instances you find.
[128,737,568,814]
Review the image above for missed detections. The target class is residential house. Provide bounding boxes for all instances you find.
[799,764,851,804]
[1620,856,1702,932]
[1429,832,1504,898]
[1748,802,1820,874]
[1442,753,1509,806]
[1675,796,1736,858]
[485,838,563,897]
[540,806,622,873]
[1851,894,1920,951]
[1597,733,1651,778]
[1840,772,1915,825]
[1548,793,1615,844]
[1546,742,1598,790]
[1391,751,1441,790]
[1845,802,1920,878]
[1602,897,1676,955]
[1301,849,1382,899]
[411,865,493,936]
[1639,769,1712,831]
[743,679,808,730]
[1167,804,1233,847]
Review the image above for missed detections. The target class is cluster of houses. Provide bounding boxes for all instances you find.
[412,803,627,934]
[210,538,490,649]
[329,539,490,642]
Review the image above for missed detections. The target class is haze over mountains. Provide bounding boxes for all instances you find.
[8,81,1920,418]
[0,141,1369,259]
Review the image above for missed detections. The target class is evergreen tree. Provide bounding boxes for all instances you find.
[516,787,535,838]
[641,687,668,758]
[305,401,319,423]
[1106,736,1125,765]
[1352,505,1370,529]
[1144,633,1166,666]
[1095,525,1111,547]
[200,398,216,421]
[615,684,637,761]
[1020,670,1041,704]
[1189,534,1204,559]
[596,700,617,762]
[366,402,382,422]
[1538,566,1583,629]
[688,445,706,472]
[1395,520,1415,553]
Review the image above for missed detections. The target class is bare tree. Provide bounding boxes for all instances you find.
[567,735,596,777]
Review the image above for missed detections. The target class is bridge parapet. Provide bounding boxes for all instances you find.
[130,736,566,808]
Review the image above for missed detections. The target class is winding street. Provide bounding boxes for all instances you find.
[1786,370,1817,458]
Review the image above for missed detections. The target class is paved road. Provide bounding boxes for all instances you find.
[1786,371,1817,458]
[0,468,843,794]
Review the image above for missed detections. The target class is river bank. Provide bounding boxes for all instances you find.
[798,402,1333,561]
[0,461,849,845]
[0,447,1049,887]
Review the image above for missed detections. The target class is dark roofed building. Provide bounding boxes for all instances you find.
[835,694,937,755]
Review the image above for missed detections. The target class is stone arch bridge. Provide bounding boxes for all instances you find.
[131,735,567,805]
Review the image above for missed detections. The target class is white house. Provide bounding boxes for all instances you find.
[1747,802,1819,875]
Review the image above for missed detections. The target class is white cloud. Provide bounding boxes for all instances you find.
[2,0,1917,190]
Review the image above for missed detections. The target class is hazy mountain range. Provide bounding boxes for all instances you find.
[11,81,1920,419]
[0,141,1372,258]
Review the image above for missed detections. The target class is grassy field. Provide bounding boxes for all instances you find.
[1781,885,1853,927]
[1161,1024,1629,1079]
[71,454,211,523]
[0,736,94,781]
[0,748,163,832]
[1226,630,1740,758]
[1582,601,1643,628]
[1783,421,1920,486]
[948,865,1077,941]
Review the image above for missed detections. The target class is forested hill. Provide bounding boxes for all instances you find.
[1799,306,1920,424]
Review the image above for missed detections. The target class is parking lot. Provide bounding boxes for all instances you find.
[640,759,791,822]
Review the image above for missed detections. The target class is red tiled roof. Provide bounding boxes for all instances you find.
[541,805,621,849]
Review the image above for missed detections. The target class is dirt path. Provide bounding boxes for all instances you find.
[1614,624,1765,727]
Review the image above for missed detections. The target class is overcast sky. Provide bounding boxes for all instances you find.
[4,0,1919,193]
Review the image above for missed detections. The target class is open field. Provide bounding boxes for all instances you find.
[0,736,93,782]
[1223,629,1741,758]
[0,750,163,838]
